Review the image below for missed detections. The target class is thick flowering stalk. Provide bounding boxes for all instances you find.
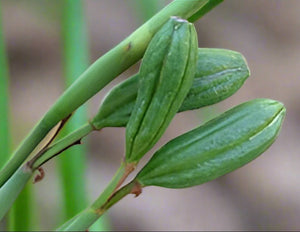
[125,17,198,163]
[135,98,285,188]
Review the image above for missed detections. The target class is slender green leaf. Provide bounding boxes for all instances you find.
[188,0,223,22]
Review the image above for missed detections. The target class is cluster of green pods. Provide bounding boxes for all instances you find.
[92,17,285,189]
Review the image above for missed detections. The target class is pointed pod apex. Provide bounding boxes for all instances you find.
[170,16,188,23]
[135,98,285,189]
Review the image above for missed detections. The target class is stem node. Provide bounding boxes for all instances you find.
[131,181,142,197]
[114,162,137,192]
[33,167,45,184]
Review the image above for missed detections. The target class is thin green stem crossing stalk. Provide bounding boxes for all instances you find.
[57,162,128,231]
[0,0,216,188]
[32,123,93,169]
[58,181,138,231]
[0,123,94,221]
[64,181,137,232]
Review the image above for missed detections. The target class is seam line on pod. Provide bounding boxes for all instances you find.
[161,102,280,157]
[143,23,192,153]
[174,111,250,153]
[191,106,286,170]
[127,24,177,158]
[139,104,285,182]
[196,105,285,161]
[249,106,284,141]
[192,67,243,88]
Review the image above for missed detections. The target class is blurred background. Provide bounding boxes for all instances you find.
[1,0,299,230]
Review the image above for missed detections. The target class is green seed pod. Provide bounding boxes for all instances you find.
[135,98,285,188]
[91,48,249,129]
[125,17,198,163]
[179,48,249,111]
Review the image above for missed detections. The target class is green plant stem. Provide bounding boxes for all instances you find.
[188,0,223,22]
[98,181,138,213]
[8,185,35,231]
[57,162,129,231]
[0,0,216,188]
[58,0,90,224]
[0,166,32,221]
[32,123,93,169]
[0,123,94,221]
[59,181,137,231]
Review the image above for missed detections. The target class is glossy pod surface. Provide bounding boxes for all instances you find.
[92,48,249,129]
[135,98,285,188]
[179,48,249,111]
[125,17,198,163]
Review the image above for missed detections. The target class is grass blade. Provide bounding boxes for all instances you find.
[0,0,10,170]
[58,0,110,230]
[58,0,89,221]
[0,4,36,231]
